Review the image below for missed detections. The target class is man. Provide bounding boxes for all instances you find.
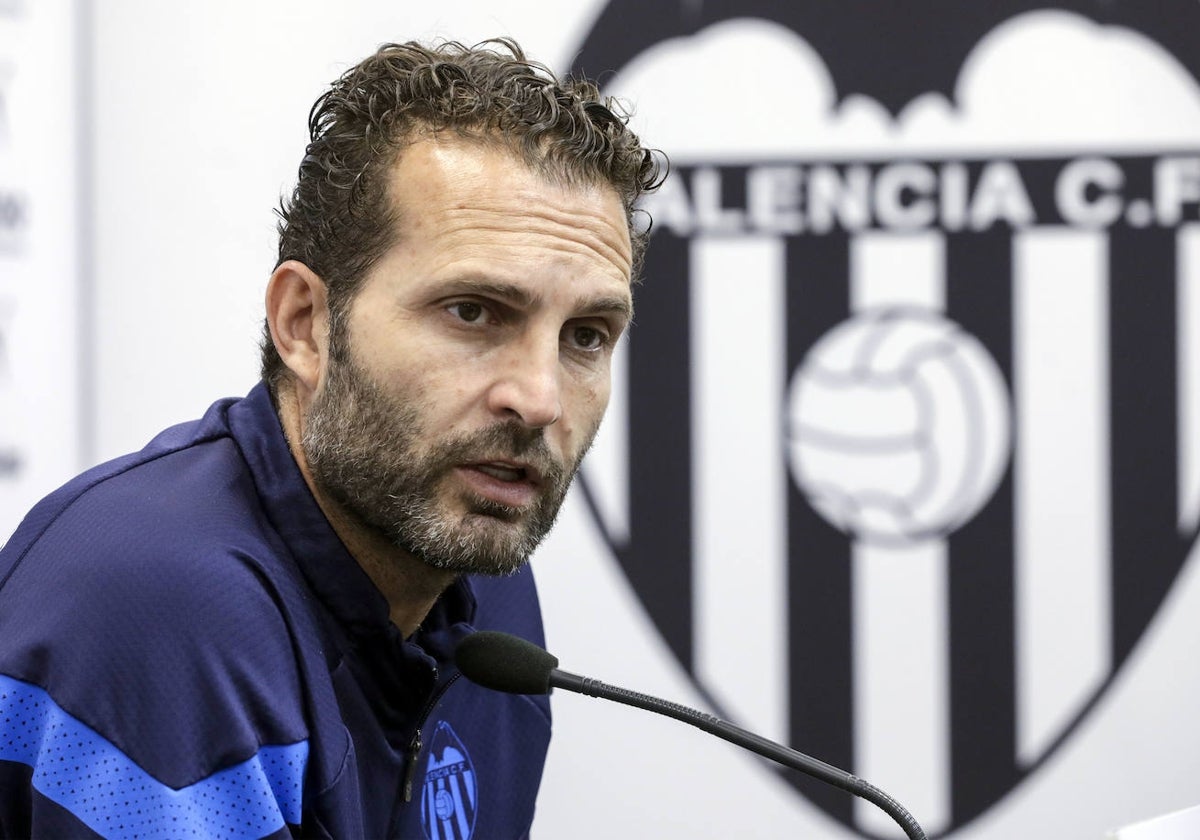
[0,39,659,838]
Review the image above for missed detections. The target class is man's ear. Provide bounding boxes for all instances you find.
[265,260,329,395]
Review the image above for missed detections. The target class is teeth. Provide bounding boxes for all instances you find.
[476,464,524,482]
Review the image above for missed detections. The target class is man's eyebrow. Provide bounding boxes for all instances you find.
[441,276,633,322]
[441,277,538,307]
[584,295,635,325]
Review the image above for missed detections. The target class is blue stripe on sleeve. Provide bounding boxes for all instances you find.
[0,673,307,840]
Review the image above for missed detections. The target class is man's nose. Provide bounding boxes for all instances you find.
[486,334,563,428]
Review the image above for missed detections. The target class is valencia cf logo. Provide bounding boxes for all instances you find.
[419,722,478,840]
[572,2,1200,836]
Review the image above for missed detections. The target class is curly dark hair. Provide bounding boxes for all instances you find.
[262,38,663,392]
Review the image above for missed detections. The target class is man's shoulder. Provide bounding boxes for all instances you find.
[0,395,314,789]
[1,396,275,581]
[0,404,303,664]
[0,424,307,719]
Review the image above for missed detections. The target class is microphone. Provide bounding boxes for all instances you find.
[455,631,927,840]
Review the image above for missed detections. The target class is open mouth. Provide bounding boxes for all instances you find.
[455,460,545,510]
[474,463,529,483]
[468,458,545,486]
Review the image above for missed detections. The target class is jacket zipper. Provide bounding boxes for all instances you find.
[400,670,463,803]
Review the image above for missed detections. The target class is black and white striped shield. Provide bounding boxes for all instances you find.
[573,3,1200,836]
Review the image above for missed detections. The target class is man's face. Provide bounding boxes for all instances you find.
[301,137,633,576]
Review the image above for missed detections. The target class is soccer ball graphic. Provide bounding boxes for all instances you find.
[785,308,1012,545]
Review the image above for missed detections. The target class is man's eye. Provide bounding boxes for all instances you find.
[449,302,485,323]
[569,325,607,351]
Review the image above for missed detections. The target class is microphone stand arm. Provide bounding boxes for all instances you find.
[550,669,928,840]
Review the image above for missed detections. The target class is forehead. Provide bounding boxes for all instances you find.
[383,136,634,282]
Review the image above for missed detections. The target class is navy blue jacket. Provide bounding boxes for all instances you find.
[0,384,551,839]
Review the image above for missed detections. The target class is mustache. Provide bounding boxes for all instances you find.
[434,422,566,484]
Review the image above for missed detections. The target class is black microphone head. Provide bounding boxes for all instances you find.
[454,630,559,695]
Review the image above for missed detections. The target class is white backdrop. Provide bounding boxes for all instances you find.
[4,1,1200,837]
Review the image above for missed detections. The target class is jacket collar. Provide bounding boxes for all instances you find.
[225,383,478,658]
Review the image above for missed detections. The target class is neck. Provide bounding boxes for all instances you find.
[276,384,457,637]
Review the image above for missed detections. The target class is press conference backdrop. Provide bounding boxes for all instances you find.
[3,1,1200,837]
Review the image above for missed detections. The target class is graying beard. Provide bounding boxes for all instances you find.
[390,500,544,577]
[301,344,579,576]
